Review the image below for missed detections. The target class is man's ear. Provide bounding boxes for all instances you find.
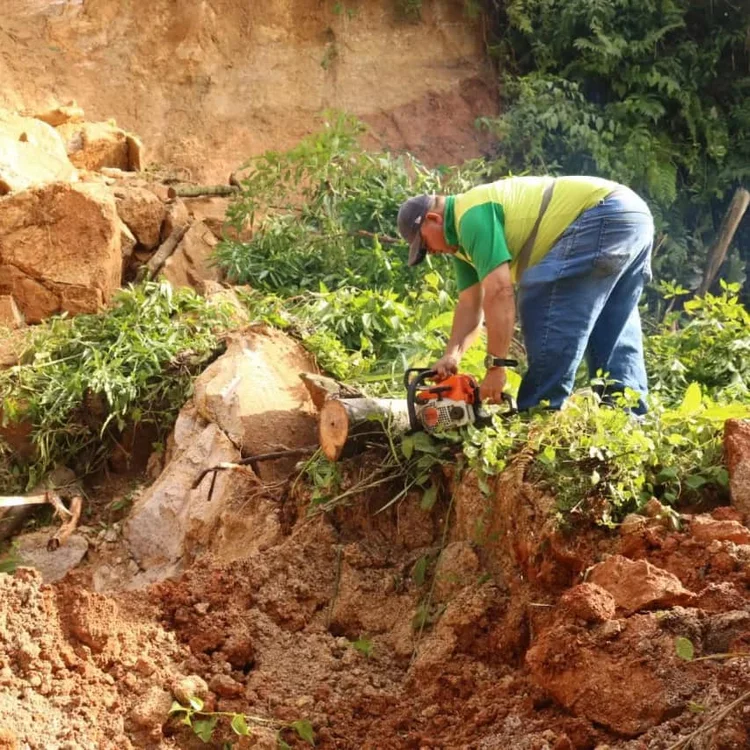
[425,211,443,225]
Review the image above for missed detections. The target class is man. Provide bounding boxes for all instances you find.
[396,176,654,413]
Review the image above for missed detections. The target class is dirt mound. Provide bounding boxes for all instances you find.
[4,470,750,748]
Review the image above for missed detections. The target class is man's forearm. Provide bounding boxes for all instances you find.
[482,266,515,357]
[445,287,483,358]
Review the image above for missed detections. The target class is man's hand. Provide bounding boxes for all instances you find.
[480,367,507,404]
[432,353,459,380]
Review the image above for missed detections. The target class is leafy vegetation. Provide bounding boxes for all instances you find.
[223,118,750,525]
[478,0,750,293]
[0,282,230,493]
[168,696,314,746]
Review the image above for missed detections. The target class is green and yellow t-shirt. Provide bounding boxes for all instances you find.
[445,176,618,291]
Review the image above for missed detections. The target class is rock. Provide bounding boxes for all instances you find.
[526,615,678,737]
[0,110,72,164]
[129,685,173,730]
[123,403,242,579]
[203,283,250,327]
[208,674,244,698]
[192,328,318,480]
[587,555,695,614]
[162,220,222,291]
[223,635,255,670]
[0,136,78,196]
[724,419,750,520]
[160,198,190,242]
[694,582,747,613]
[32,103,85,128]
[56,121,139,172]
[172,675,209,705]
[560,583,616,623]
[114,186,166,250]
[119,220,137,263]
[0,182,121,322]
[0,296,24,328]
[0,110,77,194]
[690,514,750,545]
[433,542,480,602]
[15,532,88,583]
[619,514,646,536]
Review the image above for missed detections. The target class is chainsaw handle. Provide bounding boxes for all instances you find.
[403,368,438,390]
[404,368,439,431]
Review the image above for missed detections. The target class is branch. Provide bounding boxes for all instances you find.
[697,187,750,296]
[666,689,750,750]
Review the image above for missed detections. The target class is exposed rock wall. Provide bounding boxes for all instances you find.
[1,0,496,182]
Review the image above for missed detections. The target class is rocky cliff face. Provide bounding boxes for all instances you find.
[1,0,496,181]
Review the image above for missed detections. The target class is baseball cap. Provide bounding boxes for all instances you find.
[397,194,433,266]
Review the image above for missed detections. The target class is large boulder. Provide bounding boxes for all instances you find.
[56,121,142,172]
[192,327,318,479]
[0,182,121,322]
[124,403,242,582]
[0,111,78,194]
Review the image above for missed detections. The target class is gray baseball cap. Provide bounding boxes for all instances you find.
[397,194,433,266]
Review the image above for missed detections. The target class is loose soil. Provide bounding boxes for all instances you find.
[2,459,750,749]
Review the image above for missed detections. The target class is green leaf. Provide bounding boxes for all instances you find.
[193,716,218,743]
[291,719,315,745]
[352,636,374,657]
[675,636,695,661]
[412,555,428,586]
[278,739,293,750]
[401,435,414,460]
[169,700,188,714]
[679,382,702,413]
[231,713,251,736]
[189,696,204,711]
[420,484,438,510]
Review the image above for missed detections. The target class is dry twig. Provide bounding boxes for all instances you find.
[666,689,750,750]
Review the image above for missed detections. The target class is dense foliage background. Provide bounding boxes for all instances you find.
[478,0,750,293]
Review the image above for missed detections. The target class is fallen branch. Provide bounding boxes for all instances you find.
[142,224,188,279]
[666,689,750,749]
[0,494,49,509]
[697,187,750,296]
[167,184,240,199]
[47,495,82,551]
[192,446,318,499]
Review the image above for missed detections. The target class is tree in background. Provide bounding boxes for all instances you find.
[475,0,750,295]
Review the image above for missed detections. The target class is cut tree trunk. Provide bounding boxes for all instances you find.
[318,397,411,461]
[698,187,750,296]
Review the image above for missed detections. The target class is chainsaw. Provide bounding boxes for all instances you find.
[404,368,516,433]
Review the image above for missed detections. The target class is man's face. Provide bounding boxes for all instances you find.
[420,212,455,255]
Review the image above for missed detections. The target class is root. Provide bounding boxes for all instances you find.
[666,690,750,750]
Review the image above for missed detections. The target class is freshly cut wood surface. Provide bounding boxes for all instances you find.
[319,397,411,461]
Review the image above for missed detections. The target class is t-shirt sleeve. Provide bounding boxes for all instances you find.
[458,203,511,282]
[453,255,479,292]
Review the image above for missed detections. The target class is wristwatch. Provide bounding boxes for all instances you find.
[484,354,518,369]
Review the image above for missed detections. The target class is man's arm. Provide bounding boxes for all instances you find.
[433,282,483,378]
[479,262,515,403]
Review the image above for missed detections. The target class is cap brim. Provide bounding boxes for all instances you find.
[407,235,427,267]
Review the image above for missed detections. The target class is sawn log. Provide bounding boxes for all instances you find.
[318,397,411,461]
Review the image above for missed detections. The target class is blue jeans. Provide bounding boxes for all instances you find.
[517,187,654,414]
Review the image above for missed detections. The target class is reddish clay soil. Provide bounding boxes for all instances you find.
[2,464,750,749]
